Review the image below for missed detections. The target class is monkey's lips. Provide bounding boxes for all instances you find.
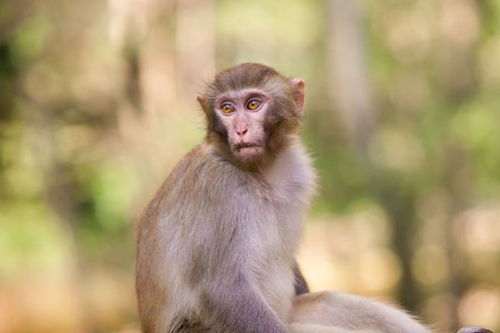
[233,142,264,160]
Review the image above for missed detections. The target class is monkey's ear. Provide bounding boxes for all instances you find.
[197,96,209,114]
[291,78,305,114]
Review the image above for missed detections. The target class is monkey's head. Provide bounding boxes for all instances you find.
[197,63,305,167]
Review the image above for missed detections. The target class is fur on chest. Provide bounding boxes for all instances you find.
[260,142,316,206]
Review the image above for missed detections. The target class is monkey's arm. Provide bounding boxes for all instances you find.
[201,274,288,333]
[293,260,309,295]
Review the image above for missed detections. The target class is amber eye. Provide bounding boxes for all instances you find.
[246,99,262,111]
[221,103,235,115]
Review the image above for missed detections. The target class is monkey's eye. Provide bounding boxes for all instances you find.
[246,99,262,111]
[221,103,235,115]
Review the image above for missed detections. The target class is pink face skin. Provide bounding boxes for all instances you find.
[214,89,271,163]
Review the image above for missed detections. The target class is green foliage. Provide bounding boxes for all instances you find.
[1,0,499,331]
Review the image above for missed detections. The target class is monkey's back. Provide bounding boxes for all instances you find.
[136,141,315,332]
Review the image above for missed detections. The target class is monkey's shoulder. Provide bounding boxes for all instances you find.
[156,144,244,202]
[140,145,208,217]
[169,143,243,184]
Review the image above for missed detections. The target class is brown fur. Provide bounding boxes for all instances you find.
[198,63,301,171]
[136,64,314,332]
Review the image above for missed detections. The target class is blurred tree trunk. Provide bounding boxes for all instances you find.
[437,1,481,329]
[5,3,99,330]
[21,96,98,333]
[0,43,17,161]
[175,0,215,103]
[326,0,421,311]
[326,0,375,156]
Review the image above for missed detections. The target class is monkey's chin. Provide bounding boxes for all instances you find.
[233,146,265,163]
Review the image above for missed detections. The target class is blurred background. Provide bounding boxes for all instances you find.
[1,0,499,332]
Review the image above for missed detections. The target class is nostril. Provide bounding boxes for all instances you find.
[237,128,248,136]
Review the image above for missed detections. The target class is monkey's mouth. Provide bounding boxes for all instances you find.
[234,142,261,150]
[233,143,264,160]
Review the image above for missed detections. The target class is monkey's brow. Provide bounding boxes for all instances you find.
[214,90,270,106]
[217,88,268,99]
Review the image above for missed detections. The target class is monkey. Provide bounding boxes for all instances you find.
[136,63,490,333]
[136,63,315,333]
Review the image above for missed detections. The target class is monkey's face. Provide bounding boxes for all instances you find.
[197,63,306,166]
[213,89,271,163]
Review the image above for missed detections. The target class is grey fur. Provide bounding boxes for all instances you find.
[136,139,315,332]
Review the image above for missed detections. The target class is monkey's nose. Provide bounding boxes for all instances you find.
[236,128,248,136]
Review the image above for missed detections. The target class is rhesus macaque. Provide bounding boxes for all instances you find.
[136,63,489,333]
[137,63,315,332]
